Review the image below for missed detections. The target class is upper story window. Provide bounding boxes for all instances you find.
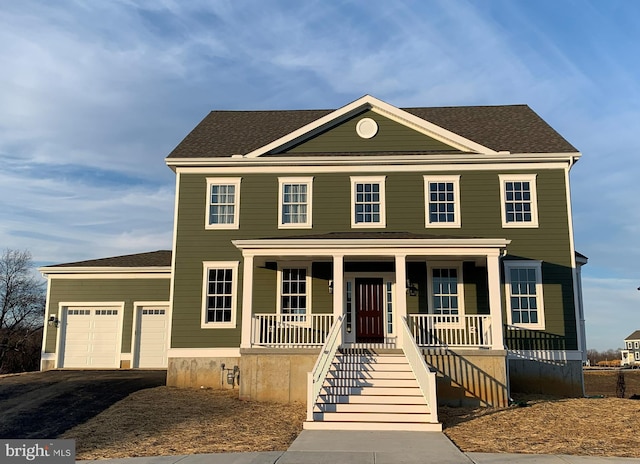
[628,341,634,349]
[278,264,311,322]
[350,176,386,228]
[278,177,313,229]
[424,175,461,228]
[499,174,538,228]
[504,260,545,330]
[201,261,239,328]
[206,178,241,230]
[427,263,464,317]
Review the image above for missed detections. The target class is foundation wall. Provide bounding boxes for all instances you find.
[509,357,584,397]
[424,349,509,407]
[167,357,241,390]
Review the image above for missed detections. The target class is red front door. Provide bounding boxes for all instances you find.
[355,278,384,343]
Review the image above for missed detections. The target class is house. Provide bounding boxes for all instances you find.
[621,330,640,367]
[40,95,588,430]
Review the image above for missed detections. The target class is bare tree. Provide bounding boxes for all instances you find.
[0,249,46,373]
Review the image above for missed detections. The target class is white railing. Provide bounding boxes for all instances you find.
[409,314,492,348]
[252,313,334,347]
[306,315,344,421]
[400,317,439,424]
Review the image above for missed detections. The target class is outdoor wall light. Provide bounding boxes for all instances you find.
[48,315,60,328]
[406,279,419,297]
[328,280,333,294]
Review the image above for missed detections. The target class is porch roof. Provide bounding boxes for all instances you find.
[233,233,510,257]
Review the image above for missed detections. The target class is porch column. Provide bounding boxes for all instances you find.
[487,252,505,350]
[395,254,407,347]
[240,254,254,349]
[332,254,344,345]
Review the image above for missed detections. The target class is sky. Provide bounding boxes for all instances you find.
[1,0,639,351]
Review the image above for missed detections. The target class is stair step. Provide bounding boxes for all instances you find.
[321,386,423,396]
[331,362,412,371]
[334,355,407,364]
[326,370,415,380]
[323,378,419,388]
[313,412,432,423]
[314,403,430,413]
[303,421,443,432]
[317,394,427,405]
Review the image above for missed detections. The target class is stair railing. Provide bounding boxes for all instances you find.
[401,316,439,424]
[306,314,344,421]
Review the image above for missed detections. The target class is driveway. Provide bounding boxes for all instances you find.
[0,370,166,439]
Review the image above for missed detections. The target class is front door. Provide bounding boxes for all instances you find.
[355,278,384,343]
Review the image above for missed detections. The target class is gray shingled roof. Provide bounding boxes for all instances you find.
[625,330,640,341]
[167,104,577,159]
[47,250,172,268]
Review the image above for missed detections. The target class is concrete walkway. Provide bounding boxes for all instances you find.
[77,431,640,464]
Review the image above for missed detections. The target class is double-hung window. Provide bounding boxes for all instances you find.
[424,175,461,228]
[427,263,464,321]
[201,261,238,328]
[278,177,313,229]
[499,174,538,228]
[278,265,310,323]
[504,260,545,329]
[351,176,386,228]
[206,178,241,229]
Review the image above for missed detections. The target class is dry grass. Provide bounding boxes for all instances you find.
[62,387,305,460]
[62,370,640,460]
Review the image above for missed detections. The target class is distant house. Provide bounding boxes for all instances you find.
[40,95,588,430]
[621,330,640,367]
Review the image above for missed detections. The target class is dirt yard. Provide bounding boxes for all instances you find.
[61,370,640,460]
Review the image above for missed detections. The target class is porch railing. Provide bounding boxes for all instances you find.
[306,315,344,421]
[252,313,334,347]
[400,316,439,423]
[409,314,492,348]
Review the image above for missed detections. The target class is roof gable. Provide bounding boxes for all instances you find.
[166,96,578,160]
[625,330,640,341]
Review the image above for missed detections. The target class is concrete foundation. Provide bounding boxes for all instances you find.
[40,359,55,371]
[423,349,509,408]
[239,348,320,403]
[167,357,241,389]
[509,357,584,397]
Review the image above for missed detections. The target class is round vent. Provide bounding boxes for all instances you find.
[356,117,378,139]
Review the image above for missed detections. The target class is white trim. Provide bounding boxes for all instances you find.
[423,175,461,228]
[172,160,573,174]
[40,275,52,370]
[242,95,498,158]
[499,174,539,228]
[504,260,545,330]
[168,348,241,358]
[201,261,239,329]
[277,262,312,321]
[278,176,313,229]
[426,262,465,317]
[205,177,241,230]
[40,353,56,361]
[39,268,171,277]
[350,175,386,228]
[168,171,180,349]
[508,349,584,362]
[57,302,125,369]
[131,301,171,368]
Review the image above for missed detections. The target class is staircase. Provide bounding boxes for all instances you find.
[304,348,442,431]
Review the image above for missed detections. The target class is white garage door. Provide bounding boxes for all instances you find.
[62,307,121,368]
[134,306,169,368]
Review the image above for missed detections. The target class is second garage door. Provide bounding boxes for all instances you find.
[134,306,169,368]
[61,307,121,368]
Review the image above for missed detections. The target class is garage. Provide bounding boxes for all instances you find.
[60,306,122,368]
[133,305,169,368]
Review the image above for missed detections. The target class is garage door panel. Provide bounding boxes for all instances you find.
[136,307,168,368]
[62,307,121,368]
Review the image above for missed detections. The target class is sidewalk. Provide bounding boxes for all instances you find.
[77,431,640,464]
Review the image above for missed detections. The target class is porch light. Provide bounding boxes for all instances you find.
[406,279,418,297]
[328,280,333,294]
[48,315,60,328]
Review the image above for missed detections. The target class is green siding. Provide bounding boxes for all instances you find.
[45,277,170,353]
[284,110,462,154]
[173,168,576,350]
